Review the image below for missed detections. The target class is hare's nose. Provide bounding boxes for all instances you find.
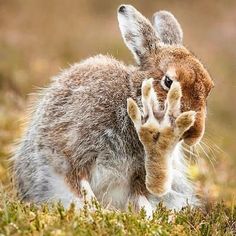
[118,5,126,13]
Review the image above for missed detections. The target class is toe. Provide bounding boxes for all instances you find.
[127,98,142,129]
[142,78,153,99]
[175,111,196,135]
[167,81,182,117]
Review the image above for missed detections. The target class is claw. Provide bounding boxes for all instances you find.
[142,78,153,98]
[141,78,159,123]
[175,110,196,136]
[168,82,182,101]
[167,81,182,117]
[142,78,154,118]
[127,98,142,130]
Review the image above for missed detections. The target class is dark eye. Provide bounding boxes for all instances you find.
[164,76,173,89]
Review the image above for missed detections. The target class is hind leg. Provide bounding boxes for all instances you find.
[31,165,96,209]
[48,169,96,209]
[63,164,96,208]
[14,157,95,209]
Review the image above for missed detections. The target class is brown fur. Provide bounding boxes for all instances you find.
[141,47,214,145]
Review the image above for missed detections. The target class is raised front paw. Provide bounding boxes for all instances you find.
[127,78,195,153]
[127,78,196,196]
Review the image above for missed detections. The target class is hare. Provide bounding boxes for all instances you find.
[13,5,214,217]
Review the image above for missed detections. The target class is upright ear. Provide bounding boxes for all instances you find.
[117,5,160,65]
[152,11,183,45]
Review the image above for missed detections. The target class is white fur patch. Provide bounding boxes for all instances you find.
[80,179,95,201]
[166,66,177,78]
[90,164,130,210]
[137,195,153,218]
[49,169,83,209]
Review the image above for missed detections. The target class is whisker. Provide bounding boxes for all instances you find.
[182,146,202,171]
[183,152,194,168]
[200,140,216,162]
[204,135,224,154]
[190,145,199,168]
[194,145,201,159]
[201,140,216,162]
[191,145,201,168]
[197,143,216,172]
[182,147,199,160]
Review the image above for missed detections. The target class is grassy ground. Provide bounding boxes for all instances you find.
[0,0,236,235]
[0,191,235,236]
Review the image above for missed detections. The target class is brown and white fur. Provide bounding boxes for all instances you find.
[12,5,214,218]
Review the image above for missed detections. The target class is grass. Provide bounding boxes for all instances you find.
[0,191,235,236]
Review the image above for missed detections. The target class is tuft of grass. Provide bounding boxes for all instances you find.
[0,190,235,236]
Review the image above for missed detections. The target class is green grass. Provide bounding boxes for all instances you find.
[0,191,235,236]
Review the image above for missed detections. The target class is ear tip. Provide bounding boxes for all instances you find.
[117,4,134,14]
[118,5,126,13]
[153,10,173,17]
[153,10,177,24]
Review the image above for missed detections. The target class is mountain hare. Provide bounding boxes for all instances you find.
[13,5,214,217]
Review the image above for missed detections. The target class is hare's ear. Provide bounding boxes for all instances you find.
[117,5,160,65]
[152,11,183,45]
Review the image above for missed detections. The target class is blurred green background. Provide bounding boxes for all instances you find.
[0,0,235,204]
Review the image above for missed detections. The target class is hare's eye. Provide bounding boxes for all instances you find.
[164,76,173,89]
[161,75,173,91]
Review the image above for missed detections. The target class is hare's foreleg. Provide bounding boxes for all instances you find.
[127,78,195,197]
[129,170,154,218]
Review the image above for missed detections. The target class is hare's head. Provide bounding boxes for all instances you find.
[118,5,214,146]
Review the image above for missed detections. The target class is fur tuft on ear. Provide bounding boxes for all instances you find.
[117,5,160,65]
[152,11,183,45]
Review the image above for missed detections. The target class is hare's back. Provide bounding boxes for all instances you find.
[28,55,135,156]
[52,54,133,124]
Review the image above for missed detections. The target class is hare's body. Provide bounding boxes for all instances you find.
[13,5,213,215]
[14,55,195,210]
